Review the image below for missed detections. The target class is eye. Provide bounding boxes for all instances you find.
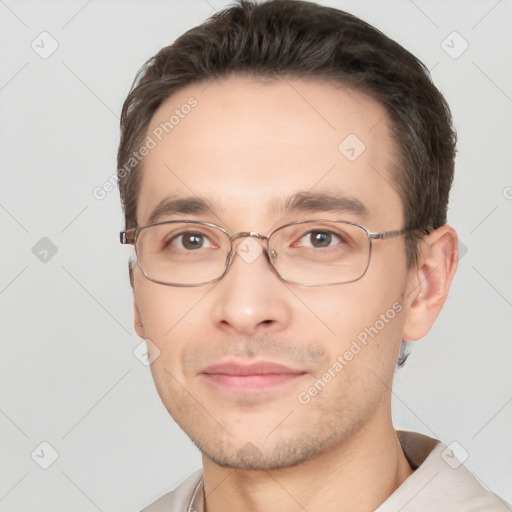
[169,231,214,251]
[295,230,343,248]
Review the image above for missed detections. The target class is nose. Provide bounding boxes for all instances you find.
[210,236,292,336]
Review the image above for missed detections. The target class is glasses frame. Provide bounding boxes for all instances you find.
[120,219,430,287]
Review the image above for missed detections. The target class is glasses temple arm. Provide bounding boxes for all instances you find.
[120,229,136,245]
[370,228,430,240]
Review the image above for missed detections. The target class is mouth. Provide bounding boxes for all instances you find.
[200,360,308,392]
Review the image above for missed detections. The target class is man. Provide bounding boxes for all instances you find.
[117,1,511,510]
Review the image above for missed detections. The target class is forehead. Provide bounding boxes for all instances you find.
[136,76,403,229]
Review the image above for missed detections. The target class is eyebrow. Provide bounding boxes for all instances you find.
[277,191,368,218]
[145,191,368,226]
[147,196,215,225]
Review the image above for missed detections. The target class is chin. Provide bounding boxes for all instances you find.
[195,434,335,471]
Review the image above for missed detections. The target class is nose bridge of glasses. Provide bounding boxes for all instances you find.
[229,231,269,247]
[226,231,273,267]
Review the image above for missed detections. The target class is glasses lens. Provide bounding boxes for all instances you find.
[268,221,370,285]
[136,222,230,285]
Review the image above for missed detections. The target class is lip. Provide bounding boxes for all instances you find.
[200,360,307,392]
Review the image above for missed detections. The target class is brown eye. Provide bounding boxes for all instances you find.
[309,231,332,247]
[297,230,342,248]
[171,232,213,251]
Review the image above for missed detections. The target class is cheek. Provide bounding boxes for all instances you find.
[293,275,405,340]
[290,265,406,382]
[134,269,207,334]
[134,275,213,371]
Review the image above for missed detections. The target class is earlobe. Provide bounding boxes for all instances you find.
[134,298,145,338]
[402,225,458,341]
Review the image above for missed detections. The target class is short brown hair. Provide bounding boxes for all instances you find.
[118,0,456,267]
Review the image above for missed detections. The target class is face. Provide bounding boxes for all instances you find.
[132,76,414,470]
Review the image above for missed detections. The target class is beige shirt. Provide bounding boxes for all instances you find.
[141,431,511,511]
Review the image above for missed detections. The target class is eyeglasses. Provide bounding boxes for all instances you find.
[120,220,429,287]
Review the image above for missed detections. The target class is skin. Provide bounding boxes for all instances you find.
[132,76,458,512]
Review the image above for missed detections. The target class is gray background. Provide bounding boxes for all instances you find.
[0,0,511,510]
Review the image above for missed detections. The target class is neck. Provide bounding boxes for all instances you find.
[201,414,414,512]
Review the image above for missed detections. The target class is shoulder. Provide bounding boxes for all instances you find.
[377,431,512,511]
[140,469,203,512]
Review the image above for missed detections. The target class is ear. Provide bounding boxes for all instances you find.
[134,297,146,339]
[402,224,458,341]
